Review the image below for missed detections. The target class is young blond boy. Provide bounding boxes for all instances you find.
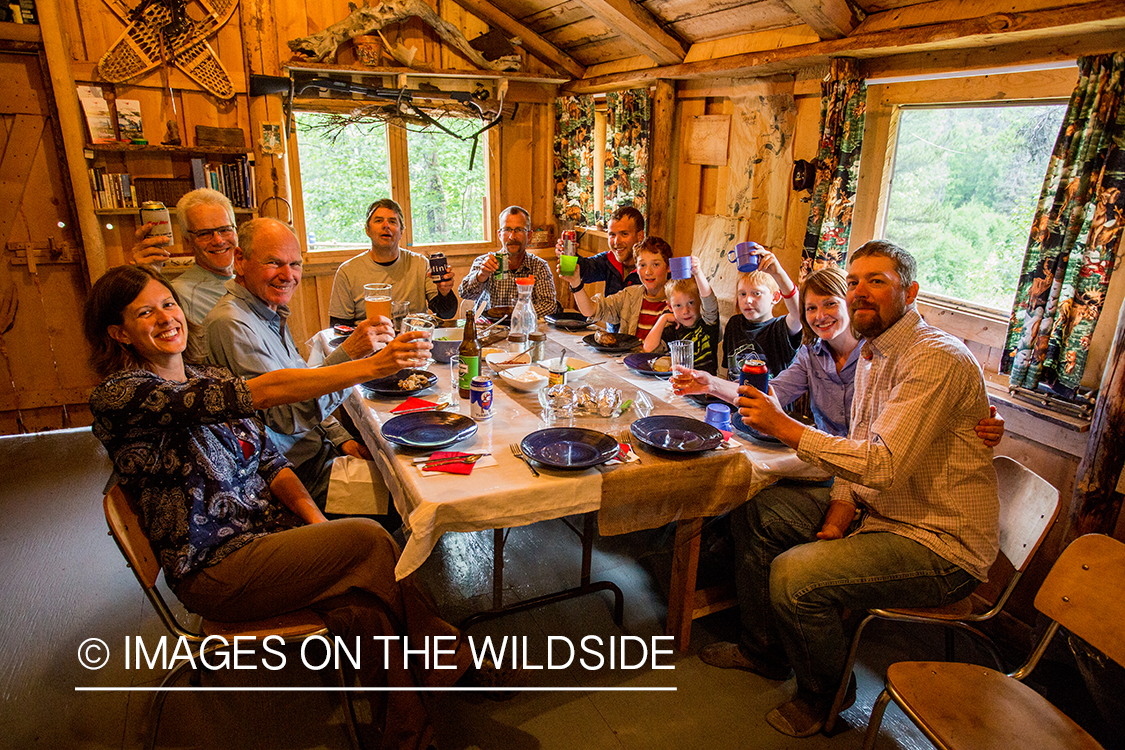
[643,256,721,373]
[562,237,673,338]
[722,246,803,379]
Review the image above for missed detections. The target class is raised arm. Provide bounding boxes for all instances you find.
[755,247,801,335]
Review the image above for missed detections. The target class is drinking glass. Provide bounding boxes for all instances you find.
[391,301,411,331]
[449,355,461,407]
[403,315,435,368]
[364,283,392,323]
[669,340,694,392]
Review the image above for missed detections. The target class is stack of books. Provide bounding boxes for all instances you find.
[191,156,256,209]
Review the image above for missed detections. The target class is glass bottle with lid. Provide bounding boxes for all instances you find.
[509,277,537,339]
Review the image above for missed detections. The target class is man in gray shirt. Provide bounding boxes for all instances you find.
[202,217,390,509]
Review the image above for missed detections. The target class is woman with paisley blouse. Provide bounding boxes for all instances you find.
[85,265,467,750]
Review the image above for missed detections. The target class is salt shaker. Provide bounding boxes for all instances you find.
[528,331,547,362]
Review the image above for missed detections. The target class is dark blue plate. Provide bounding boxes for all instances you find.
[546,311,594,330]
[329,335,348,348]
[381,411,478,450]
[623,352,672,378]
[362,369,438,397]
[630,415,723,453]
[520,428,620,469]
[582,332,642,352]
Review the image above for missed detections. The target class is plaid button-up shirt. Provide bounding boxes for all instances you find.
[797,307,999,581]
[458,250,557,317]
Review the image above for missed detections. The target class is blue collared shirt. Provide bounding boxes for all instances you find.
[770,337,859,438]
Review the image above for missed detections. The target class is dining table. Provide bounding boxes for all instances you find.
[310,321,812,650]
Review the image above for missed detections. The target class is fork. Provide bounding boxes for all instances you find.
[612,430,641,463]
[510,442,540,477]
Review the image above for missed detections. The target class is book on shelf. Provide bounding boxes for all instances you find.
[88,167,139,210]
[77,85,115,144]
[92,152,256,212]
[115,99,144,142]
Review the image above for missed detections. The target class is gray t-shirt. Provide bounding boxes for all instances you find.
[329,248,455,321]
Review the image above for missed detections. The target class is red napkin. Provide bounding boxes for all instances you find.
[391,396,438,413]
[423,451,476,475]
[720,429,732,441]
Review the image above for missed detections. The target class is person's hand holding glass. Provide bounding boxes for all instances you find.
[402,315,435,368]
[668,340,694,395]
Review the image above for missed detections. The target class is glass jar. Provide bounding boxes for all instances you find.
[528,331,547,362]
[507,332,528,354]
[510,277,537,338]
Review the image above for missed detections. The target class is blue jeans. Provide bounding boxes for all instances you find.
[731,481,978,698]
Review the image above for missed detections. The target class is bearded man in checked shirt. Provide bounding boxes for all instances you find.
[701,240,1000,738]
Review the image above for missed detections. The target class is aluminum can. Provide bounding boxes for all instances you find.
[470,375,493,420]
[740,359,769,393]
[429,251,448,278]
[562,229,577,256]
[493,250,508,279]
[139,201,173,241]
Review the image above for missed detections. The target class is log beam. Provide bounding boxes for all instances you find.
[445,0,587,80]
[565,0,1125,93]
[1063,289,1125,542]
[647,79,674,240]
[576,0,688,66]
[780,0,863,40]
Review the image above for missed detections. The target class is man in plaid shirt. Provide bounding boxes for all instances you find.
[458,205,557,317]
[702,240,1000,737]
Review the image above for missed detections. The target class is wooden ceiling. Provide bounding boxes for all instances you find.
[454,0,1125,88]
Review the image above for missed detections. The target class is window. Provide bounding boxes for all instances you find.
[881,102,1066,311]
[294,112,491,251]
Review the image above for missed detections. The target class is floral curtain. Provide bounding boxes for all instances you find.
[801,58,867,277]
[554,95,595,226]
[604,88,652,217]
[1003,53,1125,397]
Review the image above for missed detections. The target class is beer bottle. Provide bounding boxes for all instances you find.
[458,311,481,399]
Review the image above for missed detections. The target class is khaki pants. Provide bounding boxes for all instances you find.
[177,517,468,750]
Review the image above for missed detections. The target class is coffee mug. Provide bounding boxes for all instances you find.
[728,242,762,272]
[669,255,692,280]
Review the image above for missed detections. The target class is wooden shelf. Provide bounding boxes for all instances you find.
[0,21,39,43]
[94,207,256,216]
[283,60,569,85]
[85,143,249,155]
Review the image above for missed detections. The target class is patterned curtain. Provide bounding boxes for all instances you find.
[801,58,867,277]
[554,95,595,226]
[604,88,652,217]
[1003,53,1125,397]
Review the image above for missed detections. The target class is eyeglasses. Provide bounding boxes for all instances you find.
[499,227,529,236]
[188,225,236,240]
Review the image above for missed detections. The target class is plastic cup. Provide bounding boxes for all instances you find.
[728,242,761,273]
[559,254,578,275]
[669,256,692,280]
[705,403,732,432]
[364,283,392,322]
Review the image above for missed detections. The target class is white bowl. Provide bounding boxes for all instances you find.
[555,357,597,381]
[498,365,550,392]
[485,350,531,371]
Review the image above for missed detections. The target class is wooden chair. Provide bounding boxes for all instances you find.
[825,455,1060,732]
[863,533,1124,750]
[103,485,361,750]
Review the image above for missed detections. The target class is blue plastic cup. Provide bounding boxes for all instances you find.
[669,255,692,280]
[705,403,732,432]
[728,242,761,272]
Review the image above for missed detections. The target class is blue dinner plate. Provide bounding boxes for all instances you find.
[623,352,672,378]
[381,411,478,450]
[362,369,438,397]
[520,428,620,469]
[630,415,723,453]
[581,332,642,353]
[545,311,594,330]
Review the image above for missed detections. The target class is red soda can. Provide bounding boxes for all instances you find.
[562,229,577,256]
[740,359,769,393]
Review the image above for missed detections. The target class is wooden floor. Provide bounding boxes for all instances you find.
[0,427,1105,750]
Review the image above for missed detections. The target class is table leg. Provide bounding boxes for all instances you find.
[667,518,702,652]
[492,528,505,609]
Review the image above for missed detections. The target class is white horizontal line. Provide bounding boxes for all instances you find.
[76,686,676,692]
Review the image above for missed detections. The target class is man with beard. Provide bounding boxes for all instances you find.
[459,205,557,316]
[699,240,999,738]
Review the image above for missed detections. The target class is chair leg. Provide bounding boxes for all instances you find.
[862,688,893,750]
[824,613,874,733]
[337,663,363,750]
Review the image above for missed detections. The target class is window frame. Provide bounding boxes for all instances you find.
[289,103,500,266]
[876,98,1069,316]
